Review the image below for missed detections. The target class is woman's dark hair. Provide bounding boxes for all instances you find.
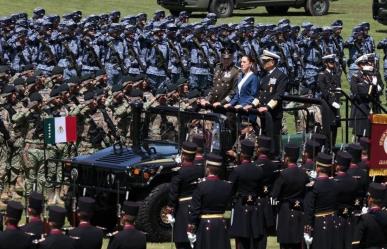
[241,54,257,74]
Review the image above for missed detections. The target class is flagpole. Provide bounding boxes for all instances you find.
[43,135,47,193]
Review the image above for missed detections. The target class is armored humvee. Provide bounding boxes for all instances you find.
[56,98,316,241]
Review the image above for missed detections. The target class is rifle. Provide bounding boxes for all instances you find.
[127,43,147,72]
[272,37,291,74]
[235,114,241,163]
[331,37,347,75]
[62,40,81,77]
[115,179,121,231]
[24,183,29,224]
[152,41,172,78]
[206,38,220,63]
[107,40,127,74]
[38,37,57,65]
[193,38,214,74]
[70,168,78,227]
[100,107,120,144]
[83,38,103,69]
[42,184,50,235]
[248,40,264,71]
[167,40,188,77]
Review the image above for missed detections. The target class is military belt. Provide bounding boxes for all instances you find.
[179,196,192,202]
[314,211,335,218]
[200,214,224,219]
[191,63,207,68]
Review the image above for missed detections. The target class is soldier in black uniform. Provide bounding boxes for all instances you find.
[108,201,146,249]
[21,191,45,240]
[349,54,384,138]
[271,143,309,249]
[352,183,387,249]
[229,139,264,249]
[39,206,76,249]
[254,135,277,249]
[317,54,342,148]
[301,140,321,173]
[249,50,287,158]
[311,133,327,150]
[188,153,233,249]
[167,141,204,249]
[358,137,370,171]
[192,134,205,163]
[0,201,32,249]
[304,152,338,249]
[333,151,358,249]
[68,197,103,249]
[347,143,369,211]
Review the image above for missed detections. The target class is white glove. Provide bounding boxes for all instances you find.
[332,102,340,109]
[166,214,175,224]
[174,154,182,164]
[304,233,313,249]
[270,197,279,206]
[361,206,368,215]
[187,232,196,248]
[309,171,317,179]
[372,76,377,85]
[377,85,382,92]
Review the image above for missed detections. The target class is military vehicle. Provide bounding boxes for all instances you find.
[373,0,387,25]
[157,0,331,18]
[53,96,325,242]
[56,102,236,241]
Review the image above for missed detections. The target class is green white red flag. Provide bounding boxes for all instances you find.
[44,116,77,144]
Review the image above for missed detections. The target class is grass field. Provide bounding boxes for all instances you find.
[1,0,386,248]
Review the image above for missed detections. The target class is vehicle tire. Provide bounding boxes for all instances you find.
[265,6,289,15]
[169,9,180,17]
[305,0,329,16]
[136,183,171,242]
[209,0,234,18]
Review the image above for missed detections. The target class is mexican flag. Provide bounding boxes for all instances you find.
[44,116,77,144]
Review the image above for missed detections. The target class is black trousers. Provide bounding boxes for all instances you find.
[235,236,266,249]
[272,117,282,158]
[175,242,191,249]
[280,243,302,249]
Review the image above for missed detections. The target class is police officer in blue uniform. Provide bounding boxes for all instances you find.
[188,24,212,95]
[145,22,170,91]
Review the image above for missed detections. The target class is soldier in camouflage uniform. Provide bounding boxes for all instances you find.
[106,84,131,145]
[0,84,23,207]
[43,85,71,204]
[15,92,50,195]
[70,90,110,155]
